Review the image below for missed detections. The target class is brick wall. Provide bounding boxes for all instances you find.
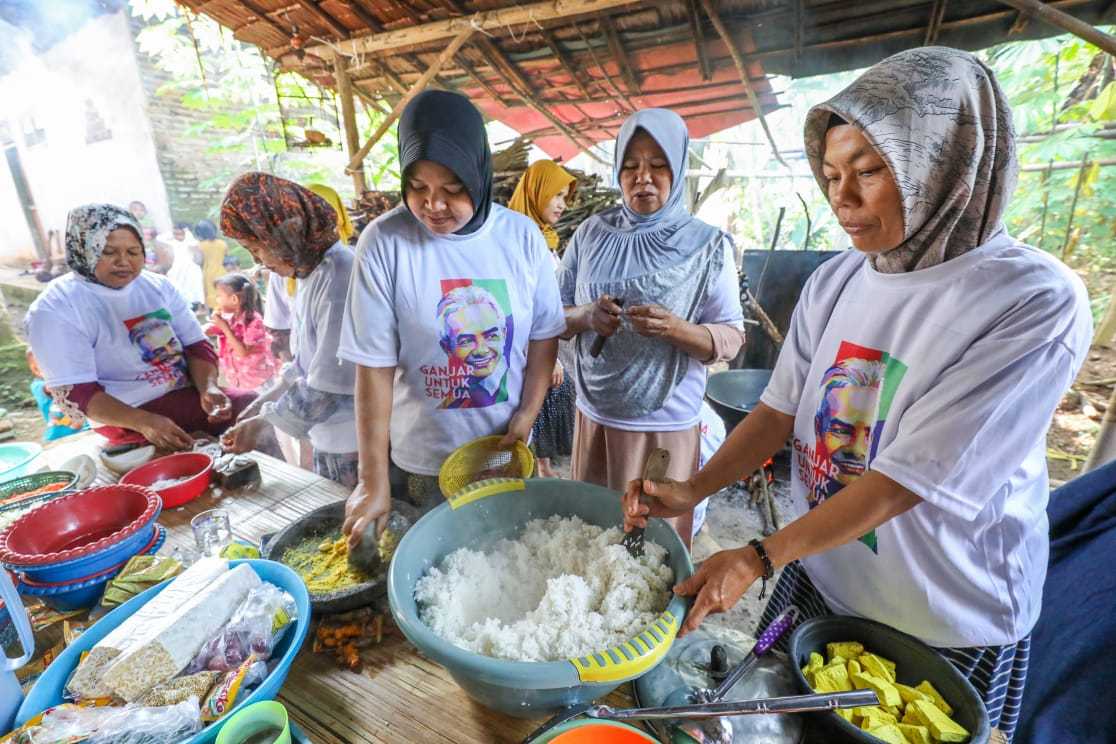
[127,13,244,227]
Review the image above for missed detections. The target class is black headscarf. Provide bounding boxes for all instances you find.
[398,90,492,235]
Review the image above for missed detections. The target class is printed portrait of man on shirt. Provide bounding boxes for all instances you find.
[124,309,189,388]
[435,280,514,409]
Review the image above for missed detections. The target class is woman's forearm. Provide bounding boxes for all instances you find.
[355,365,395,485]
[691,402,795,497]
[187,356,221,393]
[562,305,586,339]
[516,338,559,420]
[763,471,922,568]
[664,320,716,360]
[85,391,152,431]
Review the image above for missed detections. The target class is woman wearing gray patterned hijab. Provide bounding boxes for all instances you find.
[803,46,1017,273]
[622,48,1092,742]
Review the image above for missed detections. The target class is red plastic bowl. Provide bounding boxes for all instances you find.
[18,525,166,588]
[121,452,213,508]
[0,485,160,566]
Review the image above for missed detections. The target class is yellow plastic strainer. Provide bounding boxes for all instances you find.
[438,435,535,500]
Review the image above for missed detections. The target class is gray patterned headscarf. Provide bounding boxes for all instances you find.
[804,47,1018,273]
[65,204,143,283]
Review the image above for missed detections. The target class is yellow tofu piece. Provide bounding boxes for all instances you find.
[885,705,903,719]
[848,659,863,678]
[902,706,922,726]
[813,663,853,693]
[859,708,898,729]
[852,672,901,708]
[907,700,970,743]
[915,680,955,717]
[836,708,856,723]
[808,651,825,670]
[896,683,933,707]
[897,723,932,744]
[829,654,848,668]
[851,706,879,723]
[828,641,865,662]
[861,652,896,682]
[866,724,909,744]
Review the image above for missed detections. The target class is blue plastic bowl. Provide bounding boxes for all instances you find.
[0,444,41,482]
[16,559,311,743]
[17,526,167,611]
[14,519,160,584]
[388,478,693,718]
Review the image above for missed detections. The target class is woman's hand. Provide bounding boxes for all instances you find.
[588,294,624,338]
[499,410,535,447]
[200,387,233,423]
[622,477,701,532]
[221,416,265,453]
[343,478,392,548]
[674,546,763,636]
[138,413,194,451]
[627,304,680,339]
[551,361,564,389]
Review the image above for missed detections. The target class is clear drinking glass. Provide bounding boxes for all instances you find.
[191,509,232,557]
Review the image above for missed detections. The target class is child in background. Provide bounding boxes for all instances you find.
[206,273,277,390]
[27,349,88,441]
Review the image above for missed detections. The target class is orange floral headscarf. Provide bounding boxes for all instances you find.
[220,173,338,279]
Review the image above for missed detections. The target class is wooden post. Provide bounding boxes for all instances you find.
[996,0,1116,56]
[1084,384,1116,471]
[698,0,788,169]
[334,55,367,193]
[345,28,474,174]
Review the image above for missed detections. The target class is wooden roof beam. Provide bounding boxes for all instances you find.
[1009,10,1032,34]
[925,0,948,45]
[394,0,426,25]
[472,38,605,163]
[539,28,595,100]
[698,0,787,169]
[996,0,1116,56]
[346,28,475,172]
[455,54,513,106]
[338,0,385,31]
[233,0,293,41]
[309,0,642,59]
[684,0,712,81]
[294,0,350,38]
[601,15,641,97]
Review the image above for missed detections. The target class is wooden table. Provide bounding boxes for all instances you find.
[39,433,633,743]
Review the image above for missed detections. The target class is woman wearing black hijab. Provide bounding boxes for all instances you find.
[339,91,566,542]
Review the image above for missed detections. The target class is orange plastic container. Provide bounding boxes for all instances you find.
[549,721,657,743]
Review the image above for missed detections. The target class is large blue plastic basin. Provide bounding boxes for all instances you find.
[16,559,310,743]
[388,478,693,718]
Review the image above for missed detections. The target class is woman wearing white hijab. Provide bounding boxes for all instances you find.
[623,48,1092,741]
[559,108,746,546]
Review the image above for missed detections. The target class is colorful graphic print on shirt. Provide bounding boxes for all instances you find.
[123,309,189,389]
[793,340,907,554]
[423,279,515,410]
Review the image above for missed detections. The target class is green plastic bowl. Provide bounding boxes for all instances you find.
[216,700,291,744]
[387,478,693,718]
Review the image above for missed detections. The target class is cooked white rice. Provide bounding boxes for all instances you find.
[415,515,674,662]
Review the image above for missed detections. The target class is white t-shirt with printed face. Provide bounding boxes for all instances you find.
[761,233,1092,648]
[26,272,206,407]
[339,205,567,476]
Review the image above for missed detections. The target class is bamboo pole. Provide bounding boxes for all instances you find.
[334,55,367,193]
[309,0,641,59]
[344,28,474,174]
[997,0,1116,56]
[698,0,788,169]
[1084,384,1116,471]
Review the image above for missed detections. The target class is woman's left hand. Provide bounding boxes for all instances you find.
[200,387,233,423]
[499,411,534,447]
[221,416,264,453]
[551,362,564,389]
[627,304,680,339]
[673,546,763,637]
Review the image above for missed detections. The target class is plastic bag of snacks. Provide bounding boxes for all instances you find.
[200,655,268,722]
[186,583,296,674]
[1,698,201,744]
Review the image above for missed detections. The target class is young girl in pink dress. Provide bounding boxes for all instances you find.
[207,273,277,390]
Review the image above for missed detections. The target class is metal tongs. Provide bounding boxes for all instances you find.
[522,690,878,743]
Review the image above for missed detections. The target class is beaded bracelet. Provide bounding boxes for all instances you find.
[749,538,775,599]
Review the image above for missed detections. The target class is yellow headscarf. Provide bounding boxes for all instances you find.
[306,184,354,245]
[289,183,355,296]
[507,161,576,251]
